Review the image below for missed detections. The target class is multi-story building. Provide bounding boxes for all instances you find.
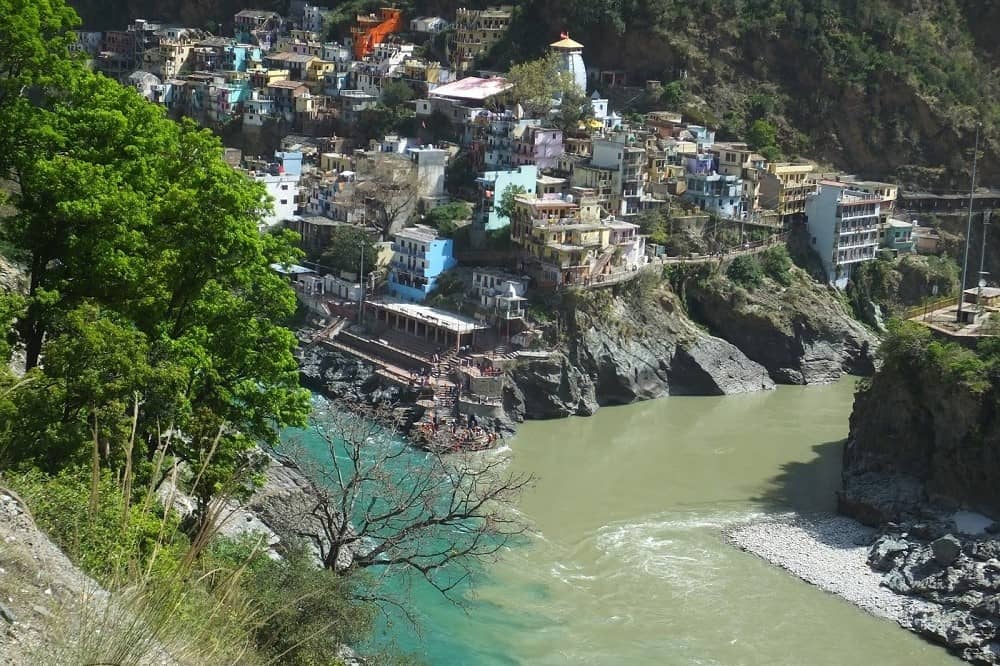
[711,142,767,212]
[234,10,283,50]
[684,171,744,219]
[302,4,335,35]
[474,164,538,233]
[242,152,304,230]
[578,135,649,217]
[453,6,513,73]
[759,161,816,221]
[805,181,883,287]
[267,79,310,120]
[354,42,416,97]
[71,31,103,59]
[410,17,449,34]
[388,224,458,302]
[472,268,527,321]
[513,125,564,170]
[510,193,645,288]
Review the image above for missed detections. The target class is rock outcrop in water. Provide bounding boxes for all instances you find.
[840,324,1000,523]
[838,322,1000,664]
[502,279,775,420]
[683,266,877,384]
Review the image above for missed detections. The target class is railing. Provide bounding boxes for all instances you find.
[904,295,958,321]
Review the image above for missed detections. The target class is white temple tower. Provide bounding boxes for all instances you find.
[550,33,587,93]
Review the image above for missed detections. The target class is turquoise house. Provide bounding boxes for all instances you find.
[389,225,457,302]
[882,218,915,253]
[475,165,538,232]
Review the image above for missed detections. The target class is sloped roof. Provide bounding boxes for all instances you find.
[550,37,584,49]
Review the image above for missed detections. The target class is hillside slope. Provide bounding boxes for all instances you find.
[70,0,1000,187]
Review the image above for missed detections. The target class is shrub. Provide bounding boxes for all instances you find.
[759,245,793,285]
[727,255,764,288]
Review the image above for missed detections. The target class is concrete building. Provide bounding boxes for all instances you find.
[407,146,449,205]
[246,152,303,229]
[883,218,915,254]
[454,6,513,73]
[805,181,882,288]
[474,165,538,232]
[234,10,283,50]
[711,142,767,212]
[510,193,645,288]
[472,268,528,320]
[581,135,649,217]
[760,161,816,221]
[302,4,335,35]
[513,125,564,170]
[410,17,449,33]
[289,215,347,256]
[684,171,744,219]
[388,225,458,302]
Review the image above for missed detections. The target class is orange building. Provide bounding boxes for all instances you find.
[351,8,403,59]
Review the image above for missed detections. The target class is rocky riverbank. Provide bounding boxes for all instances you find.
[729,511,1000,664]
[298,267,875,428]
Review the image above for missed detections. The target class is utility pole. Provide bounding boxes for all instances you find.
[957,122,981,322]
[978,210,991,320]
[357,238,365,324]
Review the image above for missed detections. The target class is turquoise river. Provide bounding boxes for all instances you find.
[304,380,961,665]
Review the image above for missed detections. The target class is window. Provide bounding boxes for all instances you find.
[279,199,287,205]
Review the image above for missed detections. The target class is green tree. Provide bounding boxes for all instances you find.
[636,210,669,245]
[381,79,415,109]
[495,184,528,222]
[319,225,378,278]
[552,83,595,135]
[0,0,309,530]
[506,53,579,117]
[424,201,472,237]
[747,119,778,152]
[759,245,793,285]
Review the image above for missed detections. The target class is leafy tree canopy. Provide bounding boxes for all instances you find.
[319,225,378,278]
[0,0,309,522]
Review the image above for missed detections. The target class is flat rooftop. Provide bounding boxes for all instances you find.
[429,76,512,101]
[370,298,489,332]
[395,224,442,243]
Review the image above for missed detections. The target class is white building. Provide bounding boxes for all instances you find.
[410,17,449,33]
[550,35,586,93]
[302,4,334,35]
[805,181,883,288]
[246,152,303,229]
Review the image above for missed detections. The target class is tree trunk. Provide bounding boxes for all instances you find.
[23,252,46,370]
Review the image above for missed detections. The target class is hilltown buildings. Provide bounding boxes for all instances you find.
[805,181,883,288]
[453,6,513,73]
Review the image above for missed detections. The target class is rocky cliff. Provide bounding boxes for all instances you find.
[841,326,1000,525]
[503,276,774,421]
[682,265,877,385]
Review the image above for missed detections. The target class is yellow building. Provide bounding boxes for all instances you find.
[759,161,816,220]
[510,194,645,288]
[711,142,769,212]
[454,6,513,73]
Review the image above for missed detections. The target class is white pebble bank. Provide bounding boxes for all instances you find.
[725,512,937,628]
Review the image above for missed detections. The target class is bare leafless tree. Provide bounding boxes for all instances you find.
[282,401,532,604]
[353,154,420,239]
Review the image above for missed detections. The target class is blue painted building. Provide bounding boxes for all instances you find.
[225,44,263,72]
[389,224,458,302]
[475,165,538,232]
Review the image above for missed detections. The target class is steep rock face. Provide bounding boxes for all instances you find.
[686,270,877,385]
[842,359,1000,522]
[503,282,774,421]
[298,345,403,405]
